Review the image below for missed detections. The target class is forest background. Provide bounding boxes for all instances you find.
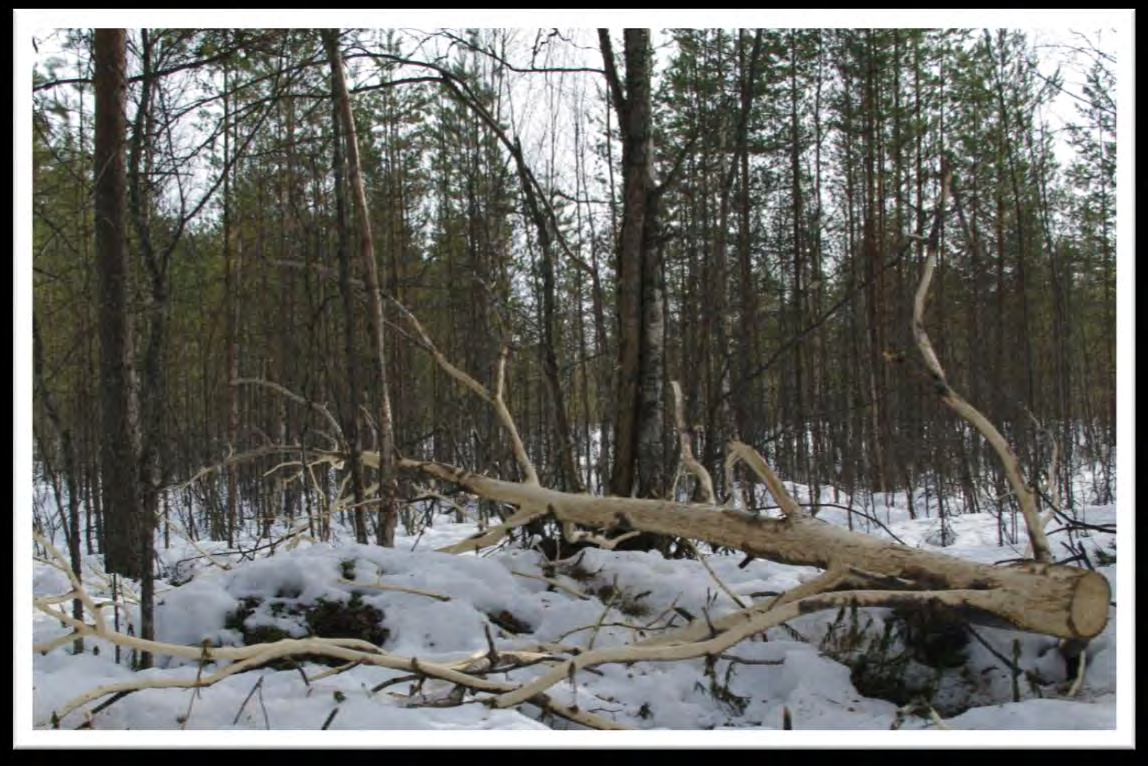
[15,7,1135,745]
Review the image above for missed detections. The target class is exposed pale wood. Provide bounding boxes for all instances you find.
[380,454,1109,642]
[1025,416,1061,560]
[388,299,539,486]
[562,522,642,550]
[33,532,628,730]
[914,160,1053,564]
[726,440,805,519]
[431,502,548,556]
[492,583,1073,709]
[672,381,715,504]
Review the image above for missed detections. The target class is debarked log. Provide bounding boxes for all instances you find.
[383,456,1110,642]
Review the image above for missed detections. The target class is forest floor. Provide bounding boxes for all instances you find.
[24,475,1126,747]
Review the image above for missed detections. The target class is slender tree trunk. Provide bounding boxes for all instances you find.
[810,29,827,511]
[636,176,667,500]
[222,61,240,546]
[713,29,764,507]
[861,31,888,493]
[601,28,665,500]
[322,29,400,546]
[33,319,84,653]
[330,71,368,543]
[789,30,808,486]
[128,30,163,667]
[95,29,153,668]
[510,138,584,493]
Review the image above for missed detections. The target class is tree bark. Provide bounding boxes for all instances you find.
[601,28,665,500]
[94,28,145,580]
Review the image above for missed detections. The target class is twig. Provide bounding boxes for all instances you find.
[799,503,910,547]
[1067,647,1088,697]
[510,570,591,600]
[308,661,363,683]
[587,575,620,651]
[86,690,132,720]
[928,706,952,730]
[496,586,1013,709]
[337,578,451,602]
[680,538,748,610]
[231,378,344,442]
[232,676,265,727]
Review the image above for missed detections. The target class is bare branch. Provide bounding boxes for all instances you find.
[725,441,806,520]
[337,578,451,602]
[232,378,344,441]
[32,537,628,730]
[679,538,749,610]
[913,160,1053,565]
[493,586,1035,709]
[388,299,539,486]
[671,381,715,505]
[562,522,642,551]
[597,29,627,120]
[435,29,606,76]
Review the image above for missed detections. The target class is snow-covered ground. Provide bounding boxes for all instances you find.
[19,476,1131,748]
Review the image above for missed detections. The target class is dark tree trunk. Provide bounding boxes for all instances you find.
[601,28,665,501]
[222,62,240,546]
[94,28,144,580]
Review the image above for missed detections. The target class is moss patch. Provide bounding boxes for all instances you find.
[306,594,389,646]
[222,593,389,669]
[487,609,533,635]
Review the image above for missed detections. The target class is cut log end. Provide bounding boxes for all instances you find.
[1069,570,1112,639]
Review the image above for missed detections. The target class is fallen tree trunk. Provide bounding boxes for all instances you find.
[368,454,1109,642]
[358,155,1110,646]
